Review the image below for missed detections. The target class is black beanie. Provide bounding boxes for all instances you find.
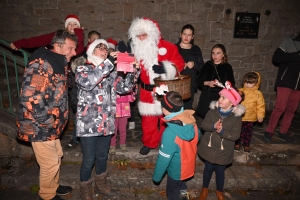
[161,94,182,112]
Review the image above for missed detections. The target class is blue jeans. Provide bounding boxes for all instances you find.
[80,135,111,182]
[203,160,226,191]
[166,175,187,200]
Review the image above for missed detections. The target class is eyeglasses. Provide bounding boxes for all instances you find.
[95,44,108,52]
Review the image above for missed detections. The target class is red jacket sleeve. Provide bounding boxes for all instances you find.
[12,32,56,49]
[74,28,84,55]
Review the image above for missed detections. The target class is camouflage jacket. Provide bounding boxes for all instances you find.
[74,57,139,137]
[16,47,69,142]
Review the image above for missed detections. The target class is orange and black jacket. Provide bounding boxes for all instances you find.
[153,110,200,182]
[16,47,69,142]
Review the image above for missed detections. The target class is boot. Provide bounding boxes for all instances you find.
[95,171,117,197]
[216,190,225,200]
[79,179,93,200]
[199,187,208,200]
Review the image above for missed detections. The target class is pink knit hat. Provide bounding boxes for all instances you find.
[65,14,80,28]
[219,87,241,106]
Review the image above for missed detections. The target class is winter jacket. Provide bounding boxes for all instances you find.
[16,47,69,142]
[273,35,300,90]
[116,94,134,117]
[238,72,265,122]
[153,110,200,182]
[73,56,139,137]
[198,101,245,165]
[12,29,84,55]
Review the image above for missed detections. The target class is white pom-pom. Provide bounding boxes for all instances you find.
[158,47,167,56]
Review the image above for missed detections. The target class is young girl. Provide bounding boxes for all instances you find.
[196,44,235,118]
[197,82,245,200]
[109,72,138,154]
[235,72,265,152]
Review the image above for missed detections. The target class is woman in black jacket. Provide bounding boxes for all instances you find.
[196,44,235,118]
[176,24,204,109]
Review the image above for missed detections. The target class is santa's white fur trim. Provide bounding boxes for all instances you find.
[128,18,160,44]
[159,47,167,56]
[138,100,162,116]
[160,61,177,80]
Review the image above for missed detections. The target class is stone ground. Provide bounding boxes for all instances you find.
[0,105,300,199]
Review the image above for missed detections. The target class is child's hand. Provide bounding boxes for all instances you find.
[214,119,222,130]
[216,123,222,133]
[258,118,263,123]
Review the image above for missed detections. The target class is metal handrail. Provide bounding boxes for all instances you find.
[0,38,30,116]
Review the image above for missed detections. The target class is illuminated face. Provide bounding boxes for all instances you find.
[93,44,108,59]
[180,29,194,44]
[218,95,233,111]
[211,48,224,64]
[244,82,256,89]
[66,22,79,34]
[55,38,76,62]
[137,33,148,41]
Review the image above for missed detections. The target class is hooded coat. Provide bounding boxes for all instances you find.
[153,110,200,182]
[16,47,69,142]
[238,71,265,122]
[198,101,245,165]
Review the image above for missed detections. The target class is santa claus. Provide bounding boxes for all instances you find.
[128,17,185,155]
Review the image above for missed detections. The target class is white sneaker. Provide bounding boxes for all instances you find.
[128,122,135,130]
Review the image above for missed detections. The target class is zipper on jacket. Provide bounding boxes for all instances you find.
[280,67,288,80]
[296,72,300,90]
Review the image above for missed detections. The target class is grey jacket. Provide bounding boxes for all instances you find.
[198,101,245,165]
[74,56,138,137]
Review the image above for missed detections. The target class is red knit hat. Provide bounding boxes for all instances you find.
[107,38,118,50]
[65,14,80,28]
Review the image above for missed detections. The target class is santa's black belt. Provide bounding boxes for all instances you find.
[140,81,155,91]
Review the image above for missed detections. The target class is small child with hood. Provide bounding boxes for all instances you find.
[197,81,245,200]
[152,91,200,200]
[235,71,265,152]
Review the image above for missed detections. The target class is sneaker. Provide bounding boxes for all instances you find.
[56,185,72,195]
[51,195,64,200]
[109,146,116,155]
[128,121,135,130]
[264,132,272,142]
[120,144,127,152]
[243,146,250,153]
[278,133,295,143]
[180,189,190,200]
[139,146,151,155]
[234,144,241,151]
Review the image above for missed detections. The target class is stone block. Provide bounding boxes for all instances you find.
[210,29,220,41]
[192,2,205,12]
[227,44,245,56]
[34,9,43,16]
[197,12,208,21]
[182,13,198,22]
[208,12,220,21]
[176,1,191,13]
[212,3,224,12]
[103,12,123,20]
[43,9,62,18]
[78,5,95,13]
[24,3,34,16]
[58,1,78,10]
[254,44,271,55]
[167,13,182,21]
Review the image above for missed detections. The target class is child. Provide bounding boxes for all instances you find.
[235,72,265,152]
[107,38,118,54]
[152,91,200,200]
[109,85,136,154]
[197,82,245,200]
[10,14,85,55]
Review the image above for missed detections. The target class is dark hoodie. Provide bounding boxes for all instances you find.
[16,47,69,142]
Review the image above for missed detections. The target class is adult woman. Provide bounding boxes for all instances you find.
[10,14,84,55]
[176,24,204,109]
[196,44,235,118]
[72,39,139,199]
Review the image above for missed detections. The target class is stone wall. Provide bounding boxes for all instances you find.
[0,0,299,111]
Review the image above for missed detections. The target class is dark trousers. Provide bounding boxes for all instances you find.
[80,135,111,182]
[236,121,253,147]
[203,160,226,191]
[166,175,187,200]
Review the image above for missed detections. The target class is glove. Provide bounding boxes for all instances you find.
[118,40,131,53]
[152,62,165,74]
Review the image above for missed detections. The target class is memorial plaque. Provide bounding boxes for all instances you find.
[234,12,260,39]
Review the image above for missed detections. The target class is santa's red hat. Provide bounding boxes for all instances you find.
[107,38,118,50]
[65,14,80,28]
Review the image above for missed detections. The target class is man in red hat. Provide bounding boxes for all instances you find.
[128,17,185,155]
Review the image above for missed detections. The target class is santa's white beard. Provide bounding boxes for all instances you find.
[132,38,158,70]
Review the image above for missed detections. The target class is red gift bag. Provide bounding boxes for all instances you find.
[117,53,135,73]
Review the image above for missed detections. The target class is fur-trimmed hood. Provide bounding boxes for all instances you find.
[209,101,245,117]
[71,56,86,73]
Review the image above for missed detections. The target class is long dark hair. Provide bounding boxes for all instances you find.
[178,24,195,45]
[211,44,228,63]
